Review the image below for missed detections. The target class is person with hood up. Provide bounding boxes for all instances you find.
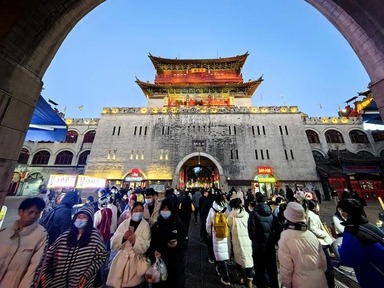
[43,190,80,246]
[278,202,327,288]
[107,202,151,288]
[206,191,231,286]
[248,193,278,288]
[0,197,47,288]
[40,204,106,288]
[149,198,188,288]
[227,196,253,288]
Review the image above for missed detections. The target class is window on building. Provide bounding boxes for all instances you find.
[290,149,294,160]
[349,130,369,143]
[78,150,90,165]
[312,151,325,163]
[266,149,270,160]
[228,126,231,135]
[65,130,78,143]
[372,131,384,142]
[252,126,255,135]
[306,130,320,143]
[32,150,50,165]
[55,151,74,165]
[262,126,266,135]
[117,126,121,136]
[257,126,260,135]
[284,149,288,160]
[144,126,148,135]
[325,129,344,143]
[18,148,30,164]
[236,149,238,159]
[261,150,264,160]
[255,150,258,160]
[357,151,374,158]
[279,126,283,135]
[233,126,237,135]
[134,126,137,135]
[230,150,234,159]
[139,126,142,135]
[285,126,289,135]
[83,130,96,143]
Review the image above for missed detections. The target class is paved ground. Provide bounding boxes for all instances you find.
[2,196,383,287]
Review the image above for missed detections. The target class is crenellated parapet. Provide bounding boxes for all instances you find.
[65,118,99,125]
[303,116,362,125]
[101,106,301,115]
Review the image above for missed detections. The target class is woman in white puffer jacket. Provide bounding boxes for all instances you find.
[227,197,254,288]
[278,202,328,288]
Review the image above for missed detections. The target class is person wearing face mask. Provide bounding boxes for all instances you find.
[107,202,151,288]
[40,204,106,288]
[149,199,188,288]
[143,188,160,227]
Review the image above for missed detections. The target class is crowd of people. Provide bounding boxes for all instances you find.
[0,184,383,288]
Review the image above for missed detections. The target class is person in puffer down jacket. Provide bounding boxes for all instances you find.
[278,202,328,288]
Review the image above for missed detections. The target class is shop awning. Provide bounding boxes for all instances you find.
[25,96,67,141]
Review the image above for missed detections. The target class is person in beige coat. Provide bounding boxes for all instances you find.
[227,197,253,288]
[0,197,47,288]
[107,202,151,287]
[278,202,328,288]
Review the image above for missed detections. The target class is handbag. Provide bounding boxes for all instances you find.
[107,250,151,287]
[191,203,195,212]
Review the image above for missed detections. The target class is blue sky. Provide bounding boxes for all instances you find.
[42,0,370,119]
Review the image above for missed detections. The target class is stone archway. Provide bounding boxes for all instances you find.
[173,152,225,189]
[1,0,384,205]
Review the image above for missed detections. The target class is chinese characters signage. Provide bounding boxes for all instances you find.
[47,175,77,188]
[193,140,206,147]
[257,166,273,175]
[76,176,106,189]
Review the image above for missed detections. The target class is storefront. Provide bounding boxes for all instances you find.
[317,149,384,200]
[123,168,147,189]
[253,166,277,198]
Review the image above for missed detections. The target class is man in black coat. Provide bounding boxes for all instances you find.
[248,193,279,288]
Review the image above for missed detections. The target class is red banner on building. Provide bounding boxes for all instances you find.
[257,166,273,175]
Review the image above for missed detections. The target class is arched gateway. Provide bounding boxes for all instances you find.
[1,1,384,206]
[173,152,224,190]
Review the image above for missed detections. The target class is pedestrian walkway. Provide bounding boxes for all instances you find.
[4,196,382,287]
[184,198,379,288]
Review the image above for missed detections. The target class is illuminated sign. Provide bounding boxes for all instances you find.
[257,166,273,174]
[258,177,276,183]
[190,68,207,73]
[125,177,143,182]
[76,176,106,189]
[47,174,77,188]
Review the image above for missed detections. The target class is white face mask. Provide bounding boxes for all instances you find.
[74,219,88,229]
[145,198,153,205]
[131,212,143,222]
[160,211,171,219]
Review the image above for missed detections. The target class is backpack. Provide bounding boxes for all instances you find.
[39,207,56,232]
[213,207,228,238]
[97,208,112,241]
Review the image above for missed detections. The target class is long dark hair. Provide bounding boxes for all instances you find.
[67,215,94,248]
[229,198,243,213]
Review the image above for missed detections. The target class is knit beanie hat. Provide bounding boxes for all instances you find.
[284,202,306,223]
